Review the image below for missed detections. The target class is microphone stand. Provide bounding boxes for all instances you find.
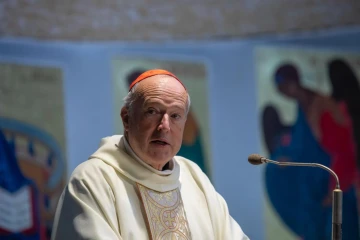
[261,158,342,240]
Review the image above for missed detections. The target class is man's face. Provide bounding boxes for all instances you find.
[121,75,188,170]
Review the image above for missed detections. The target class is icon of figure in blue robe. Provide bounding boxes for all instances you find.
[262,63,359,240]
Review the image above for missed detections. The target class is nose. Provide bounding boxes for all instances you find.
[157,114,170,132]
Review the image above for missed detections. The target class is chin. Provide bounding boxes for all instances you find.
[148,153,172,162]
[155,155,172,161]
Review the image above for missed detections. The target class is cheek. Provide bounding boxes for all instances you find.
[131,118,158,138]
[173,122,185,138]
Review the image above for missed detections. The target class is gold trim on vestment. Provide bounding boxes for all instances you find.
[136,183,192,240]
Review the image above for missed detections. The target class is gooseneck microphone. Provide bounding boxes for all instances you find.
[248,153,342,240]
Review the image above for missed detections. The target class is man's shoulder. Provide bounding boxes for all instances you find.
[174,156,203,172]
[70,158,115,181]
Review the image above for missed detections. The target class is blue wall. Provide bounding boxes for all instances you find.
[1,30,359,239]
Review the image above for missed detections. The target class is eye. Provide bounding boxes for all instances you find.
[171,113,182,120]
[147,108,156,115]
[146,108,157,115]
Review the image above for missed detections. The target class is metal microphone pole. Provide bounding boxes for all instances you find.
[259,158,342,240]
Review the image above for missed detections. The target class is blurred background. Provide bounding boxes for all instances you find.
[1,1,360,239]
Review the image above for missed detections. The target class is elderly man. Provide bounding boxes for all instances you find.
[51,69,249,240]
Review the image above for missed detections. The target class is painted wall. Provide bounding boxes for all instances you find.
[1,30,359,239]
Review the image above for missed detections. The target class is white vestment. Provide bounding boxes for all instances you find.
[51,135,249,240]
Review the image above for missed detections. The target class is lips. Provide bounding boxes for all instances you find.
[151,139,169,145]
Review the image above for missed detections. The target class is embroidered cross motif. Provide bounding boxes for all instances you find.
[163,210,176,229]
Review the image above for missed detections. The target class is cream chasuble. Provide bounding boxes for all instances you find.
[51,135,249,240]
[122,137,191,239]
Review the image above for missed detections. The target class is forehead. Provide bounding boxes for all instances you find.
[136,75,188,103]
[141,75,185,90]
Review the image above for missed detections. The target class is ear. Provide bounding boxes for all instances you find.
[121,106,130,131]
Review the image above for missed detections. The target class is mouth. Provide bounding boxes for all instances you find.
[150,139,170,146]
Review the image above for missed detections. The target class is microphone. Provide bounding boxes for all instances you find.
[248,153,342,240]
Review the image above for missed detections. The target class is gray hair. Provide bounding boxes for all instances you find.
[123,83,191,114]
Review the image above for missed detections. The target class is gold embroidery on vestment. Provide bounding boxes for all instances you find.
[136,183,192,240]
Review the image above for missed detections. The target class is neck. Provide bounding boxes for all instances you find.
[143,159,171,171]
[153,161,170,171]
